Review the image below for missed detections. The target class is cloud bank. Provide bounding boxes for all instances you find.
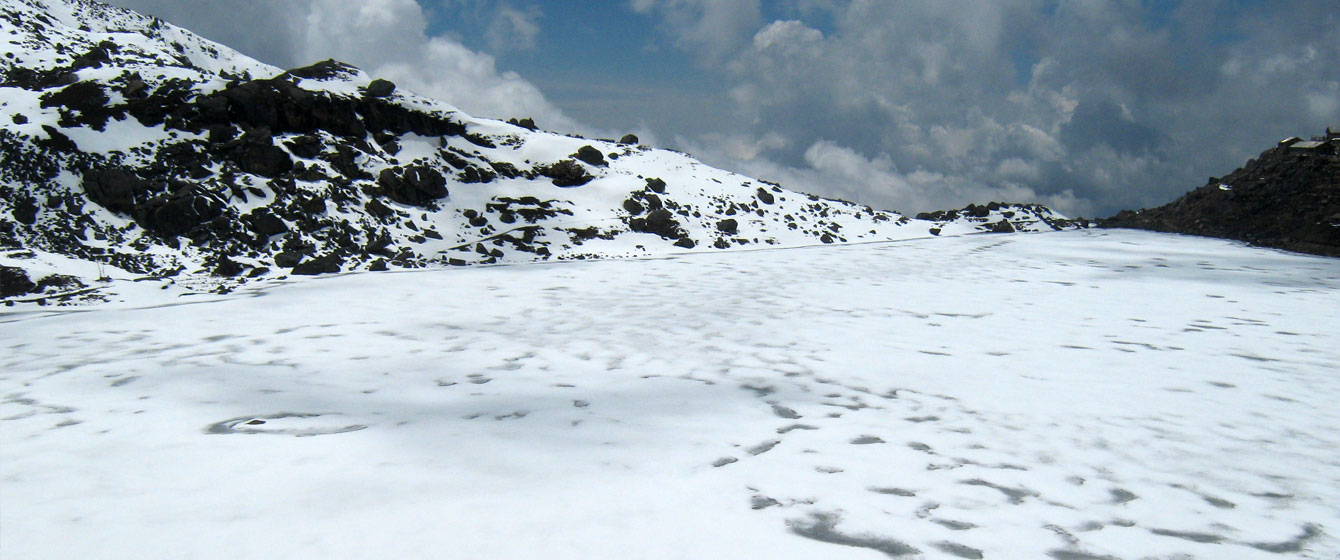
[652,1,1340,216]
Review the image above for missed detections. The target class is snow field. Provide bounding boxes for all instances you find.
[2,229,1338,559]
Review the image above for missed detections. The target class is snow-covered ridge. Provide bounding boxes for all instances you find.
[0,0,1082,305]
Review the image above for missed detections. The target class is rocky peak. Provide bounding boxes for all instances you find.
[1103,129,1340,257]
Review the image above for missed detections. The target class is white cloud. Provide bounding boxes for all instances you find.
[486,5,543,53]
[628,0,762,65]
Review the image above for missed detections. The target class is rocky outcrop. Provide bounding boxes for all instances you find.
[376,166,447,207]
[0,265,36,298]
[916,202,1082,234]
[1103,130,1340,257]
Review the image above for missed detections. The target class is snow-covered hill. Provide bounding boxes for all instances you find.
[0,0,1081,304]
[3,229,1337,559]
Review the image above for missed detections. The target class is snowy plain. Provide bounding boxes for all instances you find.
[3,229,1339,559]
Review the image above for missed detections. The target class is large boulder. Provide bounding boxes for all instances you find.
[83,168,149,214]
[629,208,683,239]
[246,208,288,237]
[574,145,606,167]
[377,166,448,207]
[291,253,343,275]
[364,79,396,98]
[230,128,293,177]
[134,184,225,237]
[541,160,593,187]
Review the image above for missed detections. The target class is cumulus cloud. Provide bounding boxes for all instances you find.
[105,0,583,133]
[650,1,1340,216]
[628,0,762,65]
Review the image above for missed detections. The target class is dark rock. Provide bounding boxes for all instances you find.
[274,251,304,268]
[1,265,38,298]
[507,117,537,131]
[284,135,323,159]
[645,177,666,193]
[457,165,496,184]
[365,198,394,218]
[213,255,243,277]
[39,125,78,152]
[83,168,149,214]
[231,128,293,177]
[463,133,495,148]
[39,80,107,113]
[619,133,639,145]
[248,209,288,236]
[756,187,775,204]
[11,114,27,125]
[134,184,225,237]
[574,145,606,167]
[716,218,738,234]
[673,237,696,249]
[623,198,645,215]
[284,59,358,80]
[291,254,342,275]
[300,196,326,215]
[540,160,593,187]
[10,196,38,225]
[364,233,393,255]
[368,258,388,271]
[488,160,521,179]
[70,41,114,70]
[377,166,448,206]
[989,219,1016,233]
[629,208,682,239]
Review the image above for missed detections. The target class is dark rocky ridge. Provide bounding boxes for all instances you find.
[1103,129,1340,258]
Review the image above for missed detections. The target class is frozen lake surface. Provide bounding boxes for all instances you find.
[3,229,1339,559]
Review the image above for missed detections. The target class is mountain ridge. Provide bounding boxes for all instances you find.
[1,0,1081,305]
[1102,129,1340,257]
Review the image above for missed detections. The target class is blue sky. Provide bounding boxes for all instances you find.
[105,0,1339,217]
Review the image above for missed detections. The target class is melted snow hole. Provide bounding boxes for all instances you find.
[206,413,367,437]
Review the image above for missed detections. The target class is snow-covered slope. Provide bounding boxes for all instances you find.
[3,230,1337,559]
[1,0,1080,303]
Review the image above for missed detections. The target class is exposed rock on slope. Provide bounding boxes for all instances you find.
[916,202,1086,236]
[1,0,1080,301]
[1104,130,1340,257]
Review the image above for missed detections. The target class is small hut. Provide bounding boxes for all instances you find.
[1290,140,1335,155]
